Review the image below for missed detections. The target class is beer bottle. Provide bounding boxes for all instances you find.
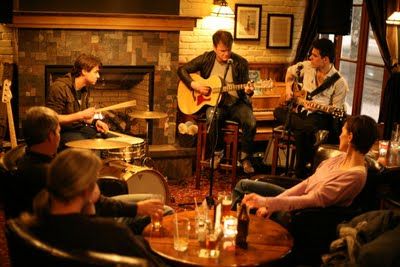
[236,203,249,249]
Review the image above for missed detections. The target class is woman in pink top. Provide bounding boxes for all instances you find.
[232,115,378,219]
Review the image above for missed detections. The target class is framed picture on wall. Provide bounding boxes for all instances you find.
[234,4,262,41]
[266,14,294,49]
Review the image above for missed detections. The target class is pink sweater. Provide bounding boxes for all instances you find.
[266,153,367,213]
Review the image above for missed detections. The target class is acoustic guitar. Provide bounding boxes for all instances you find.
[1,79,17,148]
[177,73,269,115]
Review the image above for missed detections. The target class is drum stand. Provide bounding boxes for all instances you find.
[128,110,168,168]
[142,118,154,167]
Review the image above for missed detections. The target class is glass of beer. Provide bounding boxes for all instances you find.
[218,192,232,220]
[173,217,190,252]
[150,194,164,231]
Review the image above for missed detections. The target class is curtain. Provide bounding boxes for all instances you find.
[292,0,320,64]
[366,0,395,71]
[367,0,400,138]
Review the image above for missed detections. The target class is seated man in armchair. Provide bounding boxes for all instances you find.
[232,115,378,223]
[4,106,168,234]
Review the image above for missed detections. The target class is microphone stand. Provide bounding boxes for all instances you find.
[206,60,232,208]
[283,99,294,176]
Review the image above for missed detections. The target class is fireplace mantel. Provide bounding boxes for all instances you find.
[12,12,199,31]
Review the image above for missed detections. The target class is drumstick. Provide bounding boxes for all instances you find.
[95,100,137,113]
[107,130,132,138]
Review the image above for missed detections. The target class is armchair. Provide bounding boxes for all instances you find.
[6,218,148,267]
[255,144,385,266]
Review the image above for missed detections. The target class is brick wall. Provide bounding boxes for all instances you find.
[0,25,14,64]
[179,0,306,64]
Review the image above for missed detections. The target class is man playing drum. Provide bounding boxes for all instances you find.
[46,54,110,149]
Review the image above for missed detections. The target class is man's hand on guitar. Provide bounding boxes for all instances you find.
[303,102,318,112]
[190,81,211,96]
[244,81,255,96]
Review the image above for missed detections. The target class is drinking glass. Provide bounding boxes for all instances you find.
[218,192,232,219]
[379,140,389,157]
[150,194,164,231]
[206,232,219,250]
[195,206,208,248]
[173,217,190,252]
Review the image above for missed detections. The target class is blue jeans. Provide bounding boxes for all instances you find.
[232,179,285,209]
[206,98,256,160]
[231,179,289,227]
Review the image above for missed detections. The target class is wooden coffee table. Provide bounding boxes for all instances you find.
[143,210,293,266]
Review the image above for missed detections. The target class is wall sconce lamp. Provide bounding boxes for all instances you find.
[386,11,400,25]
[211,0,235,18]
[387,11,400,63]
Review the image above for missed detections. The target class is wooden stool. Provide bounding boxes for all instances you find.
[271,125,296,175]
[195,120,239,189]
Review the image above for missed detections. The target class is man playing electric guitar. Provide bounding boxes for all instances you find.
[274,38,349,178]
[177,30,256,173]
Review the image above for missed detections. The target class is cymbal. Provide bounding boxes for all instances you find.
[129,111,168,119]
[65,139,131,150]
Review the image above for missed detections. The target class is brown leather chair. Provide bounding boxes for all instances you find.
[6,218,148,267]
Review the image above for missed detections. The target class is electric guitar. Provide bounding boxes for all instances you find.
[290,82,346,119]
[177,74,270,115]
[1,79,17,148]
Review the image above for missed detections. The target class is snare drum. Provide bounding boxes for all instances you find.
[106,136,146,165]
[122,165,170,204]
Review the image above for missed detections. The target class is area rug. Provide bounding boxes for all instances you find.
[167,171,249,212]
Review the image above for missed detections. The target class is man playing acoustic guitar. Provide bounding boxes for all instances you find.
[274,38,349,178]
[177,30,256,174]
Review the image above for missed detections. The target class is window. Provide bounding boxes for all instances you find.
[335,0,386,121]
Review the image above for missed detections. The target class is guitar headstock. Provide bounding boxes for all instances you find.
[1,79,12,104]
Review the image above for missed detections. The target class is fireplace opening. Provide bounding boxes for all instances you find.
[45,65,156,143]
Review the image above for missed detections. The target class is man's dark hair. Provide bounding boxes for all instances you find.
[345,115,378,154]
[71,54,102,77]
[23,106,59,147]
[312,38,335,63]
[212,30,233,48]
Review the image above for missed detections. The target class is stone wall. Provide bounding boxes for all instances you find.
[179,0,306,64]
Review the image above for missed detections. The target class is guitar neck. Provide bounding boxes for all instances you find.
[297,98,338,114]
[221,83,246,93]
[6,102,17,148]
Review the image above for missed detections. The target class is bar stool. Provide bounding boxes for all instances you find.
[195,119,240,189]
[270,125,296,175]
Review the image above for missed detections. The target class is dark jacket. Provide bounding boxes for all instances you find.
[4,150,51,218]
[323,210,400,267]
[177,51,252,106]
[46,73,91,131]
[6,149,138,218]
[26,214,169,267]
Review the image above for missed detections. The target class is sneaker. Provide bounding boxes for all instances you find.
[242,159,255,174]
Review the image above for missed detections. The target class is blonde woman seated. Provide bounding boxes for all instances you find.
[232,115,378,220]
[19,148,168,267]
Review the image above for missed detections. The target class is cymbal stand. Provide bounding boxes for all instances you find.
[142,118,154,167]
